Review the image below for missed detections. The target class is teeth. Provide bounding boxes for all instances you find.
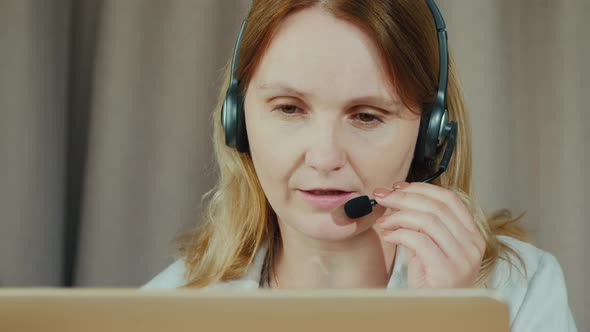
[311,190,344,195]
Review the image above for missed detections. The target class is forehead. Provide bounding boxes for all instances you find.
[250,6,397,103]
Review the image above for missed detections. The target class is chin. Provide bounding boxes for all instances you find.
[292,215,370,242]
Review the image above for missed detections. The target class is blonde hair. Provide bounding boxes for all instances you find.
[179,0,527,288]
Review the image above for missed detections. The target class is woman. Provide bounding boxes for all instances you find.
[144,0,577,330]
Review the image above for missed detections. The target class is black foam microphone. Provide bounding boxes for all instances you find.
[344,196,377,219]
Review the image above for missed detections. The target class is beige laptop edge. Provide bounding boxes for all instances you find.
[0,288,509,332]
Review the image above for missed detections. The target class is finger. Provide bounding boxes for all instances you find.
[376,209,469,261]
[382,228,449,271]
[391,182,478,234]
[375,189,481,257]
[396,183,486,257]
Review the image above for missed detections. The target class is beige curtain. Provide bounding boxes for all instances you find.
[1,0,588,330]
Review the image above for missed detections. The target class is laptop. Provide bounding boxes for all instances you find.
[0,288,509,332]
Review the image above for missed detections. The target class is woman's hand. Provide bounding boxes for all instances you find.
[373,182,485,288]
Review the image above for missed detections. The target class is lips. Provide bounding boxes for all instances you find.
[297,189,355,209]
[301,188,353,193]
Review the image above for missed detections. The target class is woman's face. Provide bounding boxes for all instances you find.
[244,6,421,242]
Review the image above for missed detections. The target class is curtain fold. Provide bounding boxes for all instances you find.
[73,0,251,286]
[0,0,70,287]
[63,0,102,287]
[1,0,587,330]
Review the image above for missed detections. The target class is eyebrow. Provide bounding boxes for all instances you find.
[255,82,310,99]
[255,82,401,110]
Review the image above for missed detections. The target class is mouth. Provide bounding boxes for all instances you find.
[297,189,356,209]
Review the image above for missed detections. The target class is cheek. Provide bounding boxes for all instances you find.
[245,107,296,206]
[352,122,419,186]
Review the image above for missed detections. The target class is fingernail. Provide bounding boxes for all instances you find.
[373,189,391,198]
[392,182,410,190]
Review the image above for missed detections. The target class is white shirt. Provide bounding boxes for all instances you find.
[143,235,577,331]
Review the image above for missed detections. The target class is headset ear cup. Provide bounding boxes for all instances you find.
[222,86,237,149]
[414,110,432,165]
[409,112,431,182]
[413,106,447,177]
[222,82,249,153]
[424,107,447,160]
[235,93,249,153]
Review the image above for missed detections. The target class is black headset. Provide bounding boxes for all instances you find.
[221,0,457,184]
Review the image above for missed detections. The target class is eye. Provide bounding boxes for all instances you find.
[273,104,303,116]
[272,104,385,127]
[352,112,384,126]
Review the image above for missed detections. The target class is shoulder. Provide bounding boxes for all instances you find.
[139,241,269,290]
[490,236,577,331]
[491,235,562,286]
[141,259,187,289]
[139,255,263,290]
[492,235,545,280]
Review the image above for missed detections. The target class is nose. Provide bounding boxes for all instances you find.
[304,121,346,175]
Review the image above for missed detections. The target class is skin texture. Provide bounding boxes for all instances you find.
[243,6,484,289]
